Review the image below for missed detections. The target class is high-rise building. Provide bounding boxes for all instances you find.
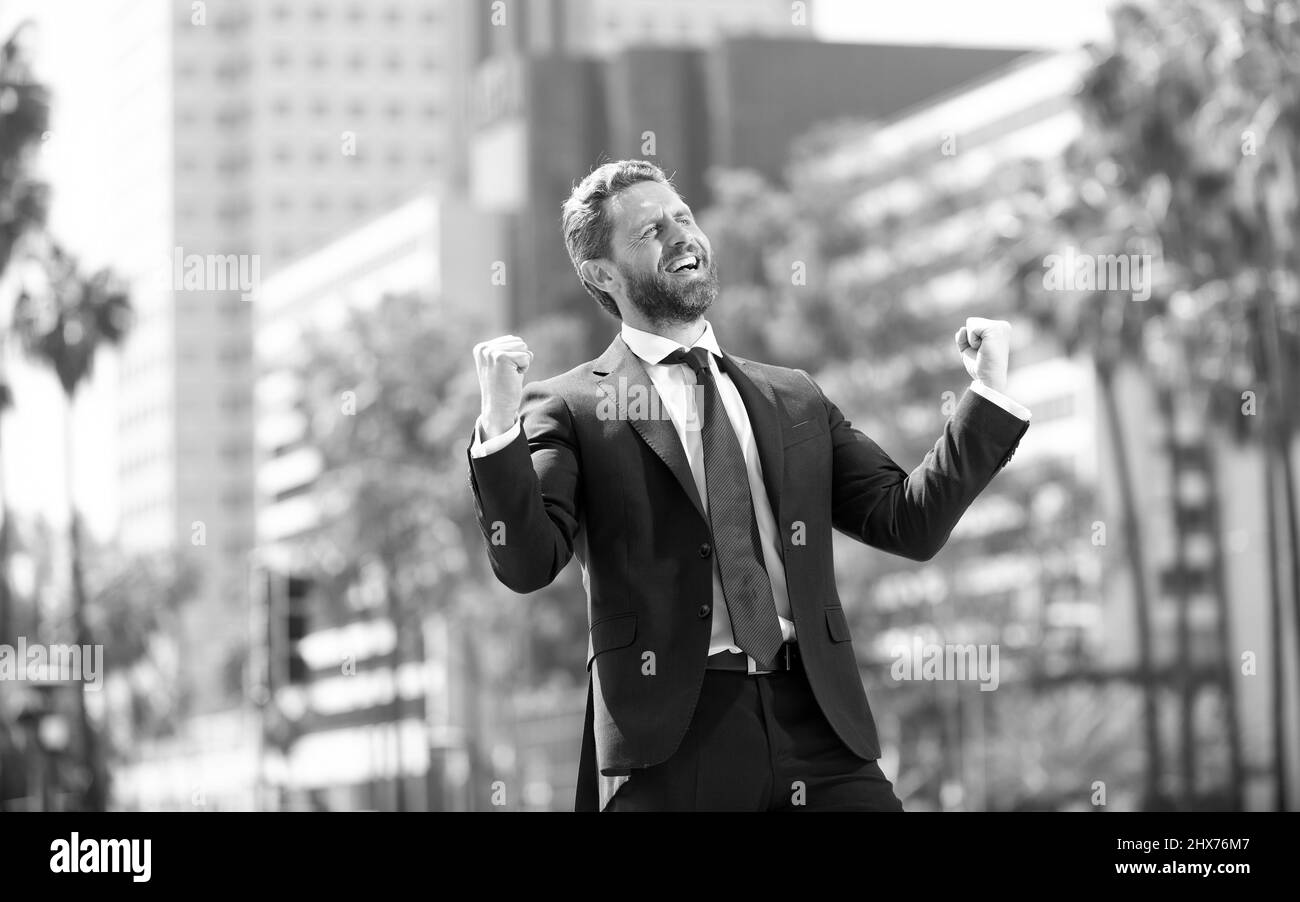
[790,48,1288,809]
[7,0,462,713]
[465,0,812,60]
[254,192,507,560]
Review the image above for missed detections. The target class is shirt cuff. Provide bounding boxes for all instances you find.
[470,415,522,458]
[970,380,1031,421]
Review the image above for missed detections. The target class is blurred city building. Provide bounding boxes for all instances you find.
[115,190,509,810]
[242,8,1055,812]
[789,48,1294,809]
[465,25,1029,354]
[252,192,506,810]
[5,0,1291,814]
[255,191,506,557]
[4,0,461,720]
[466,0,811,59]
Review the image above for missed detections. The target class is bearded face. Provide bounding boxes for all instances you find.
[589,179,720,327]
[621,249,720,327]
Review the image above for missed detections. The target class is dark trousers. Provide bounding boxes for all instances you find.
[606,655,904,812]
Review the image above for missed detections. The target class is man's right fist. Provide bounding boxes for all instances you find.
[473,335,533,439]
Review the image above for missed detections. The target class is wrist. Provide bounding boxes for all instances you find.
[480,410,516,439]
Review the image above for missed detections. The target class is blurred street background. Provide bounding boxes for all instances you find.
[0,0,1297,812]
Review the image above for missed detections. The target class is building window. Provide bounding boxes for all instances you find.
[218,201,250,224]
[214,105,249,127]
[217,152,250,174]
[215,57,247,81]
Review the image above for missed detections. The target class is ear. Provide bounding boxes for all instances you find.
[580,258,620,296]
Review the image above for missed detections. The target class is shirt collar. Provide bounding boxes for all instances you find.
[620,319,723,367]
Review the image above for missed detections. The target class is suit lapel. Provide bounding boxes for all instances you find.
[591,338,788,529]
[594,336,707,522]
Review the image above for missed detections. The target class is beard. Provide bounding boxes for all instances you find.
[622,256,719,327]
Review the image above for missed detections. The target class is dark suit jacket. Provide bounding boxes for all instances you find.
[466,334,1029,810]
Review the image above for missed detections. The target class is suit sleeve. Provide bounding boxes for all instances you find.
[466,381,582,593]
[800,371,1029,562]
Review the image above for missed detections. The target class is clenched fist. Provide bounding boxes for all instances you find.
[955,317,1011,394]
[474,335,534,439]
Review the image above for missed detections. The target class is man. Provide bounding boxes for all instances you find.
[467,159,1030,811]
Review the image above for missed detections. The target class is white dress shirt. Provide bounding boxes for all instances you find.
[471,320,1031,671]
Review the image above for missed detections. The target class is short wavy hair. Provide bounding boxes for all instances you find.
[561,159,674,319]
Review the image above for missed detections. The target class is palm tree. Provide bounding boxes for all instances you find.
[0,368,13,646]
[982,143,1171,807]
[0,21,50,275]
[1090,0,1300,809]
[0,20,52,805]
[12,241,131,811]
[1,20,49,631]
[995,0,1300,809]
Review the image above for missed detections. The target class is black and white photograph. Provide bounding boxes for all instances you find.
[0,0,1295,881]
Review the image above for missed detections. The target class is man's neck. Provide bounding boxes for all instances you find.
[623,315,706,348]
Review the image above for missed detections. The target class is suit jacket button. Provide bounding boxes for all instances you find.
[698,604,711,618]
[698,543,712,558]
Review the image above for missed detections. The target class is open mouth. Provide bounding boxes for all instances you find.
[665,254,701,274]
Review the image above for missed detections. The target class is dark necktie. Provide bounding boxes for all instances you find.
[659,346,785,670]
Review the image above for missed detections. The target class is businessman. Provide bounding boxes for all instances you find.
[467,159,1030,811]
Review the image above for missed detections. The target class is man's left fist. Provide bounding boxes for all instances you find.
[955,317,1011,393]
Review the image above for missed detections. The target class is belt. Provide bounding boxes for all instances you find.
[705,643,800,674]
